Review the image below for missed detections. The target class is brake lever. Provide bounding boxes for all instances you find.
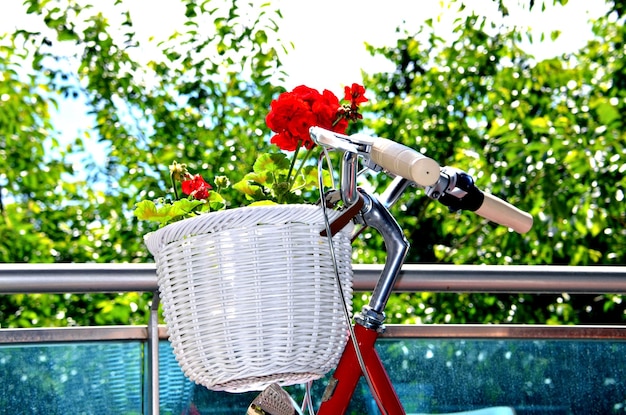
[425,167,484,212]
[310,127,374,154]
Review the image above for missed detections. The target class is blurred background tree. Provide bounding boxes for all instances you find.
[0,0,624,326]
[358,0,625,324]
[1,0,287,325]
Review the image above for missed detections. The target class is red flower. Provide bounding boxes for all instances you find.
[266,84,365,151]
[314,89,348,134]
[344,83,368,107]
[266,91,317,150]
[291,85,322,107]
[337,83,368,122]
[181,174,212,200]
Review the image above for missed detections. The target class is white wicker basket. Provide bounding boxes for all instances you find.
[145,204,354,392]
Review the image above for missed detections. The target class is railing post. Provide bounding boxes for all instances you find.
[146,291,160,415]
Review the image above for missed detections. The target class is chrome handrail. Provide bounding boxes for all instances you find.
[1,324,625,343]
[0,263,156,293]
[1,263,625,294]
[1,263,625,415]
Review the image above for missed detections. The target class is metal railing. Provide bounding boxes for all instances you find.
[2,263,626,294]
[1,263,626,414]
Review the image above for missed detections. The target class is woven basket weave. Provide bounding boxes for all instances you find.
[145,204,354,392]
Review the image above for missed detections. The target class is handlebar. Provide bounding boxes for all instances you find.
[476,192,533,233]
[310,126,533,234]
[368,137,440,187]
[427,166,533,234]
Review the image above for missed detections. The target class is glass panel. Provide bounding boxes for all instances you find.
[0,341,143,414]
[159,341,194,414]
[172,339,626,414]
[368,339,626,414]
[2,337,624,414]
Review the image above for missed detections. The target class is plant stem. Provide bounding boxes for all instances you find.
[285,141,302,191]
[291,146,314,189]
[170,172,180,200]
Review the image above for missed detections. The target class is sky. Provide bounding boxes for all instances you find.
[0,0,609,162]
[275,0,607,90]
[1,0,608,90]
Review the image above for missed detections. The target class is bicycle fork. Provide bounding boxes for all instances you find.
[317,325,404,415]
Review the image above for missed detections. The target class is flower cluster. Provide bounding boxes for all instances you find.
[266,83,366,151]
[134,83,367,225]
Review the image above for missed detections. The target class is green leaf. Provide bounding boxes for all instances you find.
[57,27,78,41]
[233,173,270,199]
[487,119,510,138]
[133,200,160,221]
[208,191,226,210]
[529,116,550,133]
[253,152,290,173]
[133,199,204,224]
[292,165,330,191]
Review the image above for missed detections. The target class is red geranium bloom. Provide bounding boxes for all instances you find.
[291,85,322,107]
[270,131,303,151]
[313,89,348,134]
[266,91,317,150]
[181,174,211,200]
[344,83,368,107]
[266,83,367,151]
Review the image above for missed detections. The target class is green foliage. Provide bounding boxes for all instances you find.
[134,198,206,225]
[363,8,626,267]
[356,0,626,324]
[1,0,625,327]
[233,151,330,204]
[1,0,289,326]
[134,149,329,225]
[0,291,151,328]
[18,0,288,250]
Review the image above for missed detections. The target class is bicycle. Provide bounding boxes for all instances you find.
[245,126,533,415]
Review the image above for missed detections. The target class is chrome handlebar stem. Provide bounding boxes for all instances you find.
[311,128,413,331]
[354,189,410,331]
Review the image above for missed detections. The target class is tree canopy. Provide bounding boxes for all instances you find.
[358,1,625,323]
[0,0,624,327]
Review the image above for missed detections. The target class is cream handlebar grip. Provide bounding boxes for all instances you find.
[476,192,533,233]
[370,137,441,187]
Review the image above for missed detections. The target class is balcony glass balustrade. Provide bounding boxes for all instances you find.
[0,264,625,414]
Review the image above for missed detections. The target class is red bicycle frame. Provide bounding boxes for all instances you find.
[317,324,405,414]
